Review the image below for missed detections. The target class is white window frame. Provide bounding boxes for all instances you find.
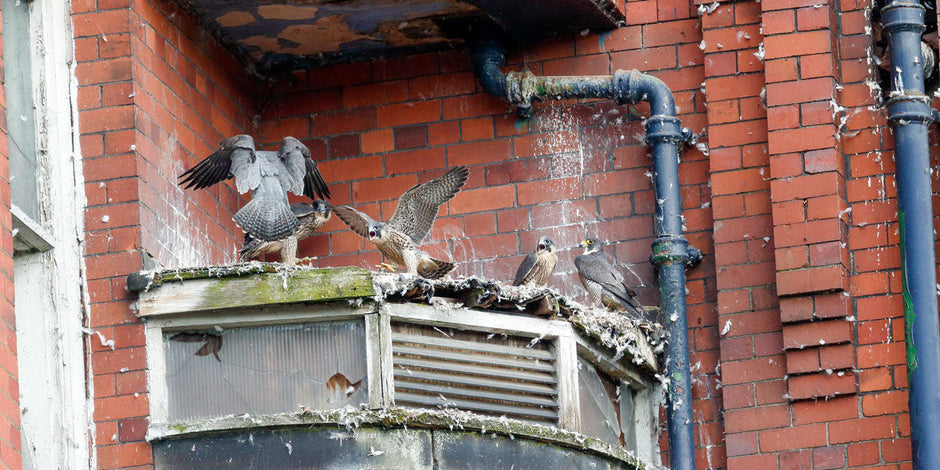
[5,0,90,469]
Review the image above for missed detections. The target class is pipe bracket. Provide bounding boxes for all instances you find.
[650,235,696,267]
[886,93,935,124]
[645,115,686,144]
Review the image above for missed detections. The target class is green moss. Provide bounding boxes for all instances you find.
[192,267,375,311]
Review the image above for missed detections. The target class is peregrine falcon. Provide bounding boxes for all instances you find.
[512,236,557,287]
[333,166,469,279]
[239,200,331,266]
[179,135,330,242]
[574,238,642,311]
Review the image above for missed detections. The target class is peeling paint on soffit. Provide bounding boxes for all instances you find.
[170,0,625,75]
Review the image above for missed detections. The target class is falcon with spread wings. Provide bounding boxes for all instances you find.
[333,166,469,279]
[179,135,330,242]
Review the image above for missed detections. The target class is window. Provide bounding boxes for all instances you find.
[138,268,661,468]
[2,1,89,468]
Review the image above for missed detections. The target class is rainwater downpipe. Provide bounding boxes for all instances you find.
[881,1,940,468]
[471,42,701,470]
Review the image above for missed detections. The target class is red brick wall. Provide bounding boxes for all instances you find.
[258,18,721,468]
[69,0,933,468]
[74,0,256,468]
[703,0,915,466]
[0,10,22,470]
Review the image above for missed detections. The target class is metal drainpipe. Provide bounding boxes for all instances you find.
[881,1,940,468]
[471,42,702,470]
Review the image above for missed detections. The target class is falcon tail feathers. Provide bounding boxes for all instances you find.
[418,258,456,280]
[234,198,299,242]
[238,238,267,262]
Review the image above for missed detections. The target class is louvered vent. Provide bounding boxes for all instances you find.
[391,322,559,424]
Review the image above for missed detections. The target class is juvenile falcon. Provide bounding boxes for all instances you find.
[512,236,557,287]
[333,166,469,279]
[239,200,331,266]
[179,135,330,242]
[574,238,642,311]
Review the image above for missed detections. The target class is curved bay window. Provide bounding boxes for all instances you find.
[133,266,662,469]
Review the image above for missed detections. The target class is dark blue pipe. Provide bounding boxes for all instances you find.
[882,2,940,468]
[472,43,699,470]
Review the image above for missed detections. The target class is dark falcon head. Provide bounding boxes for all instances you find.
[578,238,601,255]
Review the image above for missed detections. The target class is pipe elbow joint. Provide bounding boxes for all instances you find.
[471,43,508,99]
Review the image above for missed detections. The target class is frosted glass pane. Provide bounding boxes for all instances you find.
[577,358,628,449]
[165,321,367,422]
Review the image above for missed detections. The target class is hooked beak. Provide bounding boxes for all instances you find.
[538,243,546,251]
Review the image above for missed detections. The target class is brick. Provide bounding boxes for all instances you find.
[862,390,908,416]
[881,438,913,463]
[848,441,880,467]
[812,446,846,470]
[724,404,789,432]
[342,81,408,108]
[93,394,149,421]
[788,372,856,400]
[449,186,516,215]
[722,355,787,385]
[448,139,512,166]
[766,78,834,106]
[829,416,897,444]
[765,31,832,59]
[770,125,838,155]
[788,347,821,374]
[819,343,855,369]
[774,218,843,247]
[776,265,847,295]
[793,395,858,424]
[783,319,852,349]
[759,424,827,452]
[96,441,152,469]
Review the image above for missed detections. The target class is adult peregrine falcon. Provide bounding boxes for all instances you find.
[179,135,330,242]
[512,236,557,287]
[574,238,642,311]
[333,166,469,279]
[239,200,331,266]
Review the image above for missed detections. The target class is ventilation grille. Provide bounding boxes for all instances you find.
[391,323,559,424]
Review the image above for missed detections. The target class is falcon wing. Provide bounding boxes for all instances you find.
[388,166,469,242]
[303,158,331,200]
[333,206,377,239]
[512,253,538,286]
[179,134,258,194]
[275,137,330,200]
[575,253,639,306]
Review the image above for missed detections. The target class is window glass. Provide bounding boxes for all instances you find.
[577,357,635,450]
[165,320,368,421]
[1,0,40,220]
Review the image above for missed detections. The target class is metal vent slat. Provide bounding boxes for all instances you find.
[391,323,560,424]
[393,369,556,395]
[395,357,557,384]
[393,333,554,360]
[395,391,559,420]
[393,344,556,373]
[395,380,558,407]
